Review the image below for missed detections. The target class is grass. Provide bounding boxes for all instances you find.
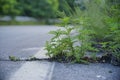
[0,21,46,25]
[0,19,60,25]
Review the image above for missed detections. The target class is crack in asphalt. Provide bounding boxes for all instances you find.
[0,58,50,61]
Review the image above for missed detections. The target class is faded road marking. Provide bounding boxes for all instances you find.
[9,47,54,80]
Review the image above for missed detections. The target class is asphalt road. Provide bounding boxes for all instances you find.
[0,25,59,80]
[52,62,120,80]
[0,25,60,60]
[0,26,120,80]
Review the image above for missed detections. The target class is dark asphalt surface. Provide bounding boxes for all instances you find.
[0,26,120,80]
[52,62,120,80]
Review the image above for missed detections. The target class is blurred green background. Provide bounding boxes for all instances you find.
[0,0,74,18]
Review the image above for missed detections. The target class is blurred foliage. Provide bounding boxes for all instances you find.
[0,21,46,25]
[16,0,59,18]
[58,0,74,16]
[45,0,120,64]
[0,0,74,18]
[106,0,120,63]
[0,0,20,18]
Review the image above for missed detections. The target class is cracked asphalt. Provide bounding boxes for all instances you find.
[0,25,59,80]
[0,26,120,80]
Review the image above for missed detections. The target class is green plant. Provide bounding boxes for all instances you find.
[9,56,20,61]
[45,9,94,63]
[103,0,120,64]
[45,25,76,61]
[45,0,120,64]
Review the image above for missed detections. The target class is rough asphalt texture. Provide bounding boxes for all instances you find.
[52,62,120,80]
[0,25,59,80]
[0,25,59,60]
[0,26,120,80]
[0,61,24,80]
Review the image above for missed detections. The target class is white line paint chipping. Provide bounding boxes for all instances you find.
[34,47,49,59]
[9,47,54,80]
[21,47,40,51]
[47,62,55,80]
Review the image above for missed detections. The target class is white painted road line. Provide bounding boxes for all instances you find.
[47,62,55,80]
[21,47,40,51]
[34,47,49,59]
[9,47,54,80]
